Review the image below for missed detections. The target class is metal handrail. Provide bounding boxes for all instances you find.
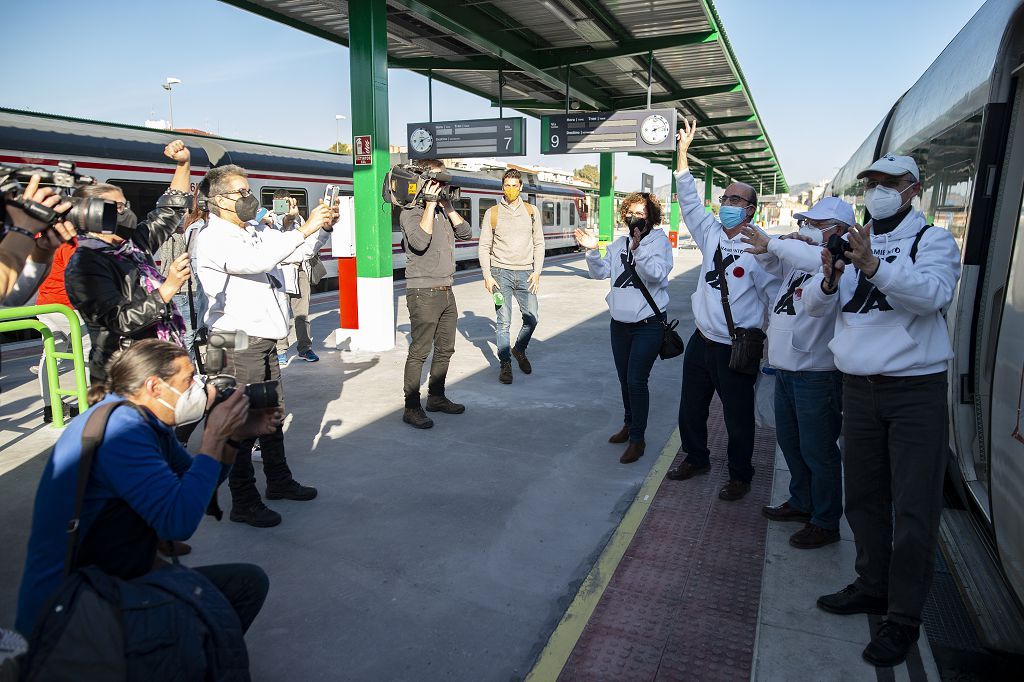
[0,303,88,428]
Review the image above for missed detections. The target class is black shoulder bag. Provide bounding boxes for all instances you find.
[623,257,685,360]
[713,247,765,375]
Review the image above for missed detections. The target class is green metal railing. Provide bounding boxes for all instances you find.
[0,304,88,428]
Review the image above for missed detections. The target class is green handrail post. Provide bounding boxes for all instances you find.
[0,303,88,428]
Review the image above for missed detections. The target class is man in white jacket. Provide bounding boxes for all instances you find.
[802,154,961,668]
[666,120,780,501]
[741,198,854,550]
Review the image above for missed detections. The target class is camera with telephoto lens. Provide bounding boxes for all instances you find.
[204,330,280,410]
[382,163,461,209]
[0,161,117,235]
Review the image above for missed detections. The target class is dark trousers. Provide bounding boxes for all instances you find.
[193,564,270,634]
[403,287,457,407]
[223,337,294,507]
[678,330,757,483]
[842,372,947,627]
[774,369,844,529]
[610,318,663,443]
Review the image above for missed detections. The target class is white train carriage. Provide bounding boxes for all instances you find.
[0,108,586,285]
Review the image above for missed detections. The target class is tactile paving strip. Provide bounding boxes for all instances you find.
[559,398,776,682]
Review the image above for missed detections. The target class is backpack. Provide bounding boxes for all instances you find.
[488,202,536,230]
[18,401,250,682]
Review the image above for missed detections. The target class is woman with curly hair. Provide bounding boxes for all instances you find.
[575,192,673,464]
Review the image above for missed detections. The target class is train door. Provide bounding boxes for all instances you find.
[478,196,497,238]
[107,179,167,219]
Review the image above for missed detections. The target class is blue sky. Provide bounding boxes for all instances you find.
[1,0,987,190]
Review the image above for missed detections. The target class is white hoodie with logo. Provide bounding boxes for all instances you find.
[586,229,673,323]
[675,170,780,344]
[802,209,961,376]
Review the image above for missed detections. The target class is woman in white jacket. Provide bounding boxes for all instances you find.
[574,192,673,464]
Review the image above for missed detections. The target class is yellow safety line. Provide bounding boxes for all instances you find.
[525,428,681,682]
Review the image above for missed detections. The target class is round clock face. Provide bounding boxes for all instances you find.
[410,127,434,153]
[640,114,670,145]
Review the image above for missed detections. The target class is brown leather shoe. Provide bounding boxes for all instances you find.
[666,461,711,480]
[790,523,840,549]
[511,347,532,374]
[619,441,645,464]
[157,540,192,557]
[718,479,751,501]
[761,501,812,523]
[608,424,630,444]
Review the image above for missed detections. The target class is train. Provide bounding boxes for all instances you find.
[826,0,1024,648]
[0,107,588,287]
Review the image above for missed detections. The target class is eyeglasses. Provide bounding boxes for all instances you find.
[797,219,842,229]
[721,194,754,206]
[114,200,131,214]
[864,178,913,190]
[215,188,254,198]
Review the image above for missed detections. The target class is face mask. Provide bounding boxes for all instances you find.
[115,208,138,239]
[503,186,521,203]
[798,226,825,244]
[719,205,748,228]
[230,194,260,223]
[864,185,910,220]
[625,215,649,235]
[156,378,207,425]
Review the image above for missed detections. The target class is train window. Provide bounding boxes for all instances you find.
[106,180,166,219]
[260,187,308,218]
[542,201,555,226]
[568,202,576,226]
[452,198,472,224]
[391,205,402,231]
[556,202,562,225]
[478,198,497,227]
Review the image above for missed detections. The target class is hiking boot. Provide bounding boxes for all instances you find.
[863,621,919,667]
[608,424,630,444]
[230,502,282,528]
[718,479,751,501]
[761,501,812,523]
[266,479,318,501]
[619,441,645,464]
[789,523,840,549]
[511,347,532,374]
[499,361,513,384]
[817,583,888,616]
[403,407,434,429]
[157,540,192,557]
[666,461,711,480]
[425,395,466,414]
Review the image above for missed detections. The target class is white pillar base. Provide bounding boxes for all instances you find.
[335,275,395,352]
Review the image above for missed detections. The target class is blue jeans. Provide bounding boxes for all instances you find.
[493,267,539,363]
[774,369,844,529]
[172,291,197,362]
[610,318,663,443]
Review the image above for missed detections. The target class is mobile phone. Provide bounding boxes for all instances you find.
[273,198,290,214]
[324,184,341,206]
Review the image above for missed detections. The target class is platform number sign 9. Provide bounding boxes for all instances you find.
[542,109,677,155]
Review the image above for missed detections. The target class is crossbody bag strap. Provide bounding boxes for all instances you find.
[64,400,134,575]
[713,247,738,338]
[909,225,931,262]
[623,252,664,319]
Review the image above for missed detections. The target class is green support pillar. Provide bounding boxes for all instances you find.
[669,150,680,248]
[343,0,393,350]
[598,153,614,248]
[704,165,714,213]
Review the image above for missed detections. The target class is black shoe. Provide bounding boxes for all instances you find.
[718,479,751,501]
[403,406,434,429]
[761,501,812,523]
[42,402,79,424]
[863,621,919,667]
[499,361,513,384]
[511,347,532,374]
[817,583,888,616]
[789,523,840,549]
[266,479,318,501]
[425,395,466,414]
[666,461,711,480]
[230,502,282,528]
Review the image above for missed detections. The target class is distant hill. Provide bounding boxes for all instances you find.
[786,182,816,196]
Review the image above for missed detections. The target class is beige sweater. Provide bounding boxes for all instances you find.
[478,199,545,278]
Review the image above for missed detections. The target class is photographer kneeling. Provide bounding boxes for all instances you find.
[16,339,278,639]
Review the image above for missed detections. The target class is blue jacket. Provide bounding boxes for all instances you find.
[16,394,226,635]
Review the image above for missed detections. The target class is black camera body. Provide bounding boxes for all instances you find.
[0,161,117,235]
[204,331,280,410]
[382,163,461,209]
[826,234,852,264]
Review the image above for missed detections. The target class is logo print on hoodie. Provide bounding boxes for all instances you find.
[613,252,638,289]
[705,253,738,291]
[842,254,899,314]
[773,272,813,316]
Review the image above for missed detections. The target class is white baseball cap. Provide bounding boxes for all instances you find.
[794,196,855,226]
[856,153,920,181]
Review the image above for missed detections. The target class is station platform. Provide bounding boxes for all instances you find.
[0,248,943,680]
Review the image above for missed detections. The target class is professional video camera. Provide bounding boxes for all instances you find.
[382,163,461,209]
[204,330,281,410]
[0,161,117,235]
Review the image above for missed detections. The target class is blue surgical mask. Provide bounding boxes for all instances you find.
[719,205,748,228]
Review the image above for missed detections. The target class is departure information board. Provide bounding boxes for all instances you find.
[541,109,676,154]
[407,117,526,160]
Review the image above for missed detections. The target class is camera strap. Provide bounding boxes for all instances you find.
[713,247,738,339]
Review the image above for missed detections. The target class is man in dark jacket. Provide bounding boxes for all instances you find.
[65,140,193,385]
[399,159,473,429]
